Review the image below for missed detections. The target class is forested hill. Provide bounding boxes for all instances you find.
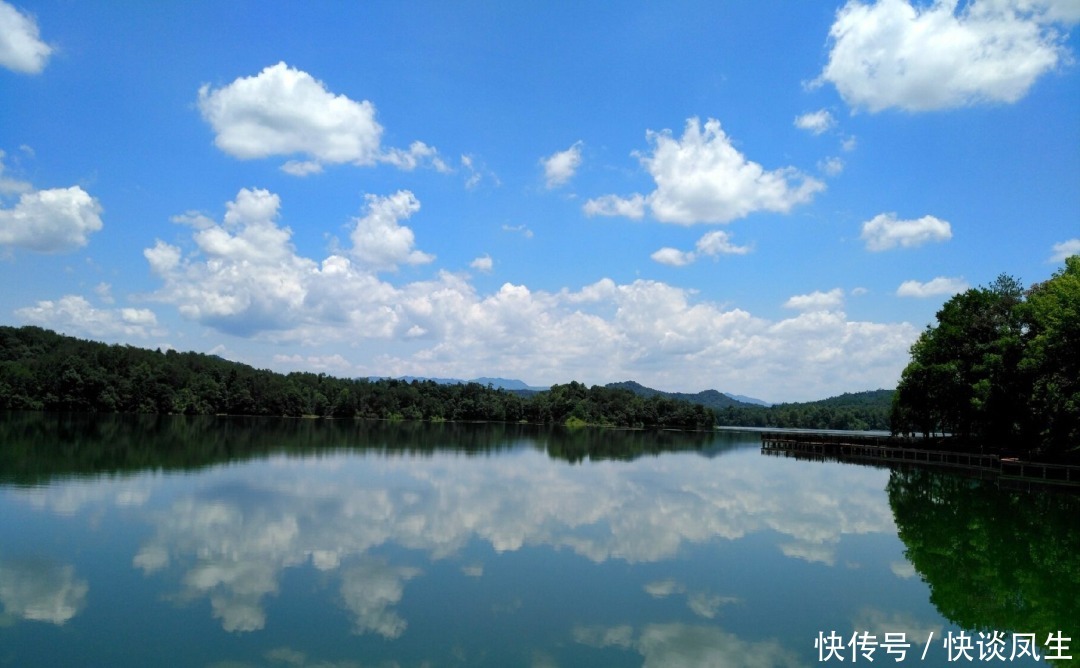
[715,390,894,431]
[605,380,758,410]
[607,379,894,431]
[0,326,714,430]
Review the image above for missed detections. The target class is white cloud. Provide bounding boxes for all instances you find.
[783,288,845,312]
[860,213,952,251]
[819,156,845,176]
[381,140,451,173]
[652,231,751,267]
[794,109,836,135]
[272,353,356,375]
[583,193,647,219]
[280,160,323,177]
[197,62,445,173]
[460,154,498,189]
[144,188,434,338]
[896,276,970,297]
[587,118,824,224]
[350,190,434,271]
[1050,237,1080,261]
[144,189,917,400]
[541,141,583,188]
[0,186,103,253]
[817,0,1079,112]
[645,117,823,223]
[0,1,52,74]
[651,247,695,267]
[470,254,493,273]
[696,230,752,257]
[501,223,534,238]
[16,295,163,339]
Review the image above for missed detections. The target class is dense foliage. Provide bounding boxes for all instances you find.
[0,326,714,430]
[608,380,894,431]
[713,390,894,431]
[891,257,1079,457]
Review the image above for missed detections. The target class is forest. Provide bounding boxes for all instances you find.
[891,256,1079,458]
[713,390,893,431]
[607,380,894,431]
[0,325,714,430]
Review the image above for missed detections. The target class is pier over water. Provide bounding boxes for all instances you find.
[759,431,1080,489]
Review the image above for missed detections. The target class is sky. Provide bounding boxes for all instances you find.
[1,0,1077,402]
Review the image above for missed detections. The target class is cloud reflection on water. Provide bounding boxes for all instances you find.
[0,558,88,626]
[575,622,804,668]
[16,445,895,636]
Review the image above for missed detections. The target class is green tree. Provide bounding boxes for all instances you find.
[892,274,1025,443]
[1020,256,1080,455]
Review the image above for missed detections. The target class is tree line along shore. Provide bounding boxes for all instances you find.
[0,324,895,431]
[1,255,1074,455]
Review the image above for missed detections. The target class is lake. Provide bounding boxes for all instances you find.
[0,413,1076,667]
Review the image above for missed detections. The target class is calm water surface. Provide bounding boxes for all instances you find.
[0,414,1076,667]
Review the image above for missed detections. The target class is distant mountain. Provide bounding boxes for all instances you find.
[605,381,762,411]
[724,393,771,407]
[471,377,549,391]
[371,376,549,392]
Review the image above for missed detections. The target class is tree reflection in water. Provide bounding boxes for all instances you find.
[887,468,1080,647]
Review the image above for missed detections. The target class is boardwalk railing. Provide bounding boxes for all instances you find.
[759,431,1080,488]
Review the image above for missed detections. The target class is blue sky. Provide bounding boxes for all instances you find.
[1,0,1077,401]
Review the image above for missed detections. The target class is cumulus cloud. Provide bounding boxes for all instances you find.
[0,1,52,74]
[144,188,437,338]
[144,189,917,400]
[816,0,1079,112]
[197,62,445,173]
[349,190,434,271]
[651,230,751,267]
[585,118,824,224]
[896,276,970,297]
[470,254,493,273]
[541,141,583,188]
[794,109,836,135]
[1050,238,1080,262]
[16,295,162,339]
[860,213,952,251]
[0,186,103,253]
[783,288,845,312]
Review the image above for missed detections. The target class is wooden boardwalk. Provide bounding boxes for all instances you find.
[759,431,1080,489]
